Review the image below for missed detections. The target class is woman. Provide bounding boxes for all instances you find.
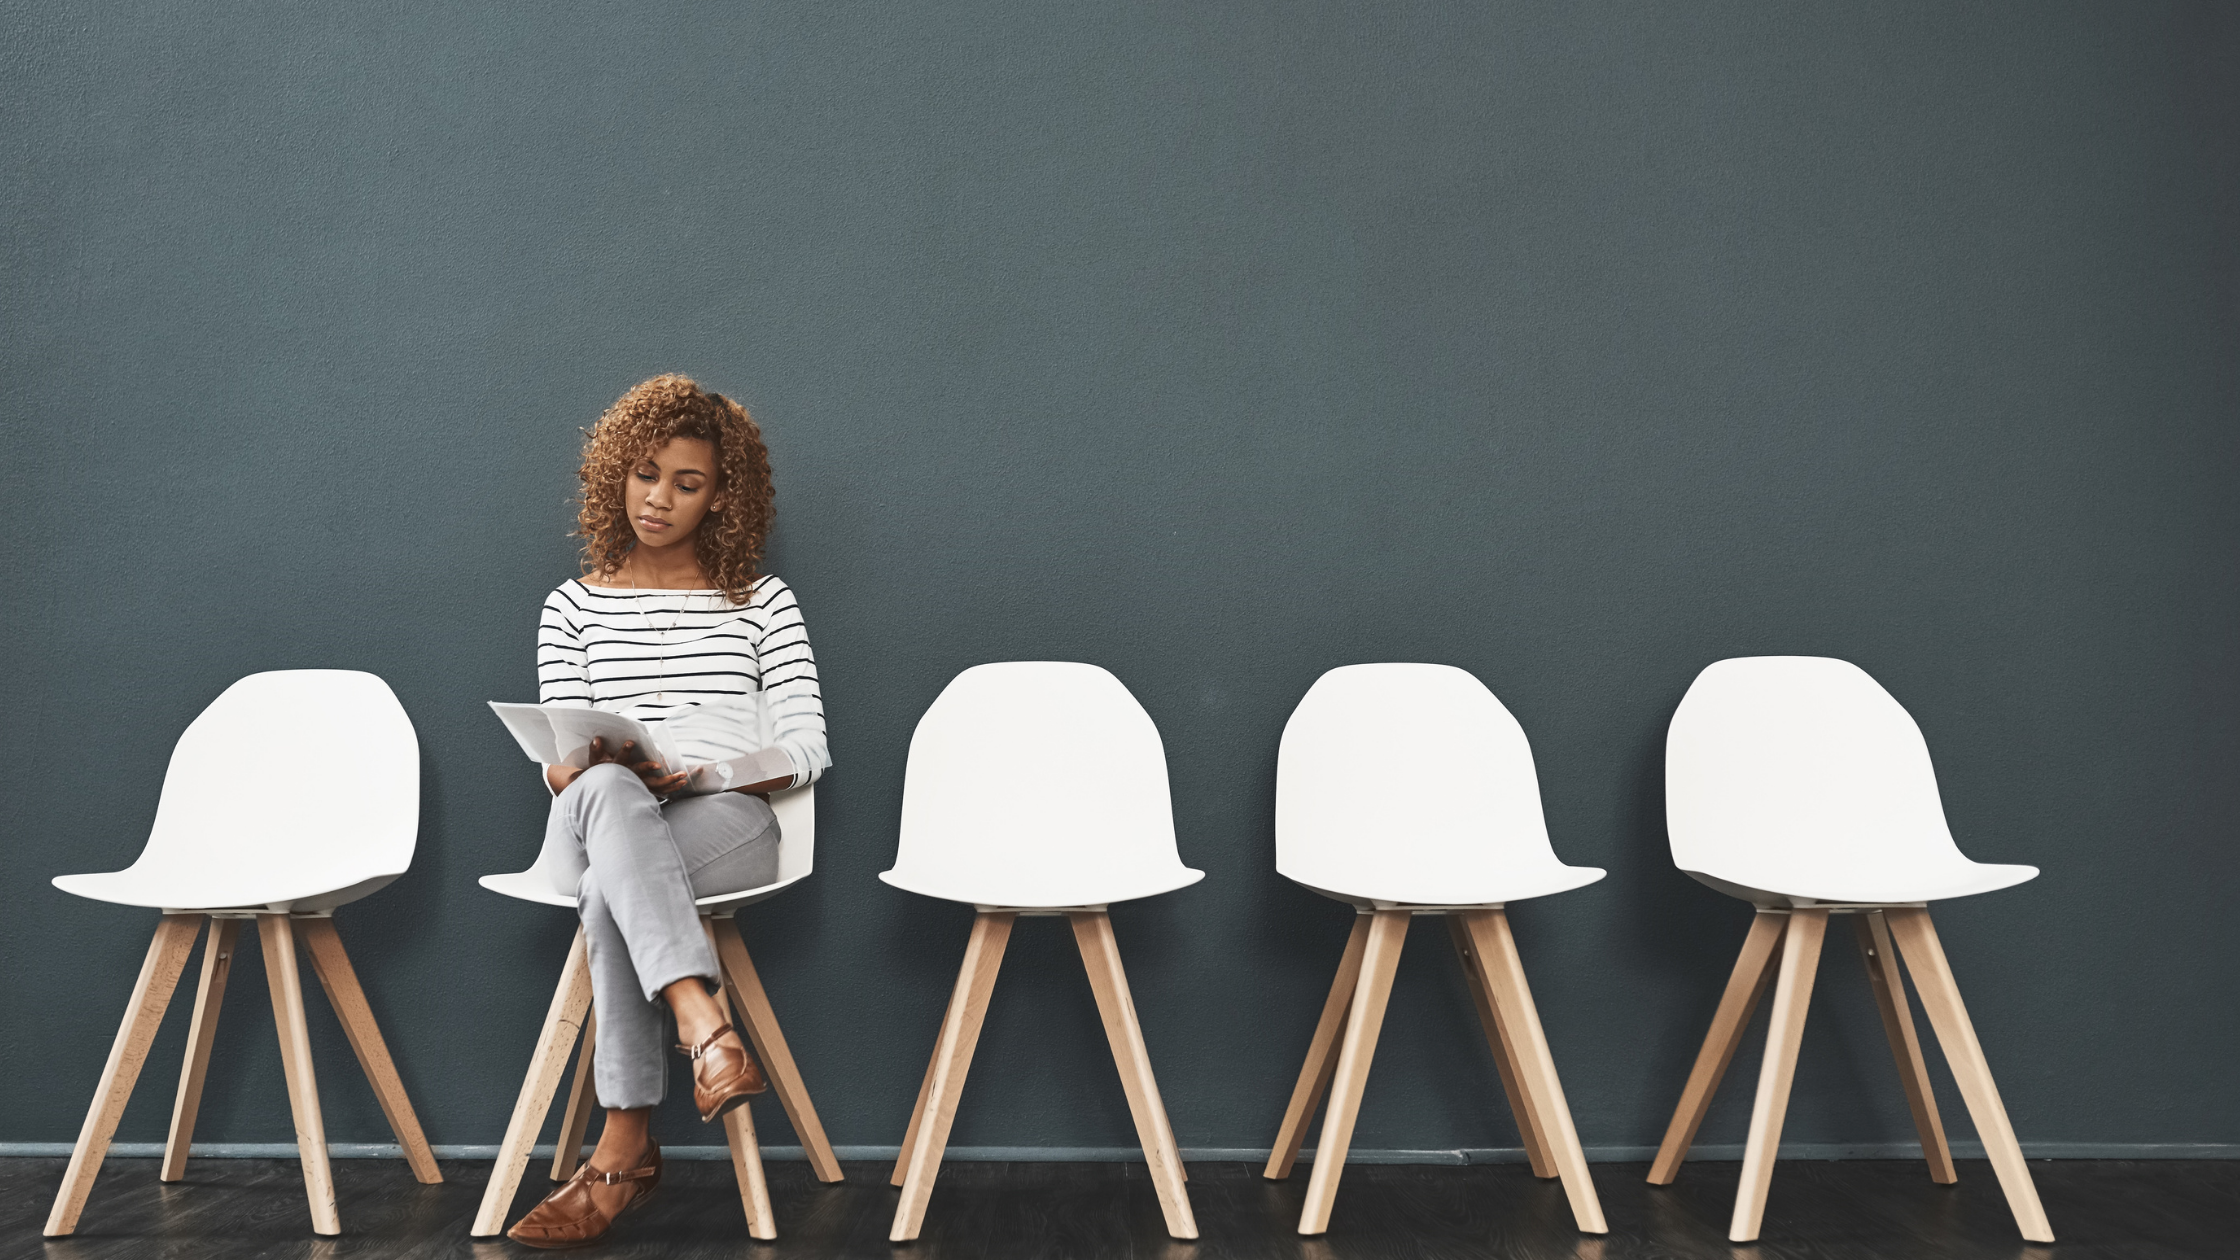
[508,374,830,1249]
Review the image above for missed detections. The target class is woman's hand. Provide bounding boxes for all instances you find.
[547,736,689,797]
[598,737,690,796]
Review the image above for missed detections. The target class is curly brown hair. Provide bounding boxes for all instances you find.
[577,373,775,605]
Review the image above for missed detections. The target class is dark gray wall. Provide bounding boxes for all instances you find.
[4,1,2235,1159]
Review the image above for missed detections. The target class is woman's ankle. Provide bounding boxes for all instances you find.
[592,1110,652,1168]
[664,977,728,1045]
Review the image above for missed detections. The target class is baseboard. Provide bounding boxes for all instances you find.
[3,1141,2233,1162]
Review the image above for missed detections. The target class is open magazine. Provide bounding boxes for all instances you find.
[489,696,789,796]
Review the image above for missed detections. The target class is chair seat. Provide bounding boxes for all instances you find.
[475,870,575,908]
[877,865,1204,910]
[53,868,403,914]
[1682,858,2039,907]
[476,868,813,912]
[1284,861,1605,909]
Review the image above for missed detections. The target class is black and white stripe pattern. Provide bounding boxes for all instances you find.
[537,574,829,788]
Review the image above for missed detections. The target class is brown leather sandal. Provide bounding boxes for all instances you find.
[679,1022,768,1121]
[506,1140,663,1249]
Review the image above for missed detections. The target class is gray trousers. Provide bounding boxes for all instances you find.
[542,762,781,1109]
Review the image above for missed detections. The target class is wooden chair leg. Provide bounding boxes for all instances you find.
[891,911,1014,1243]
[162,917,240,1182]
[1730,907,1827,1243]
[1449,914,1555,1179]
[259,914,340,1236]
[1648,909,1786,1185]
[1297,909,1408,1236]
[708,917,845,1183]
[1854,911,1956,1184]
[700,920,776,1239]
[891,1043,940,1188]
[721,1096,777,1239]
[471,929,594,1237]
[1884,907,2054,1243]
[1464,909,1608,1234]
[1265,913,1371,1181]
[295,917,442,1185]
[1070,911,1198,1240]
[44,914,203,1237]
[550,1008,598,1182]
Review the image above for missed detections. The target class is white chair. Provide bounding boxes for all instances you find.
[880,662,1204,1242]
[470,782,842,1240]
[45,669,440,1238]
[1648,656,2053,1244]
[1265,663,1609,1236]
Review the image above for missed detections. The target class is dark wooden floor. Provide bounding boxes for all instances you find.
[6,1156,2233,1259]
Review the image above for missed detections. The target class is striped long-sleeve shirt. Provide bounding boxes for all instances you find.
[536,575,830,789]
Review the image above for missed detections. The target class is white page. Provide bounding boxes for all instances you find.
[659,694,768,761]
[489,699,766,791]
[488,702,562,764]
[540,708,672,773]
[661,694,780,794]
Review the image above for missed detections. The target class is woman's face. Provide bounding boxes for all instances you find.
[625,437,723,550]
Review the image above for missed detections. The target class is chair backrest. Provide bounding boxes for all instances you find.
[769,782,814,884]
[1278,663,1575,904]
[888,662,1192,907]
[1666,656,1966,887]
[129,670,419,894]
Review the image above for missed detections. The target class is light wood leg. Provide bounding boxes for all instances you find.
[1884,907,2054,1243]
[891,1036,943,1191]
[162,917,240,1182]
[1855,911,1956,1184]
[1731,907,1827,1243]
[1070,911,1198,1239]
[44,914,203,1237]
[700,920,776,1239]
[1297,909,1408,1236]
[550,1008,598,1182]
[891,911,1014,1242]
[708,917,845,1183]
[471,930,594,1237]
[1449,914,1555,1179]
[1465,909,1608,1234]
[1265,914,1370,1181]
[721,1095,777,1239]
[1648,909,1787,1184]
[891,1043,940,1188]
[295,917,441,1185]
[259,914,339,1236]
